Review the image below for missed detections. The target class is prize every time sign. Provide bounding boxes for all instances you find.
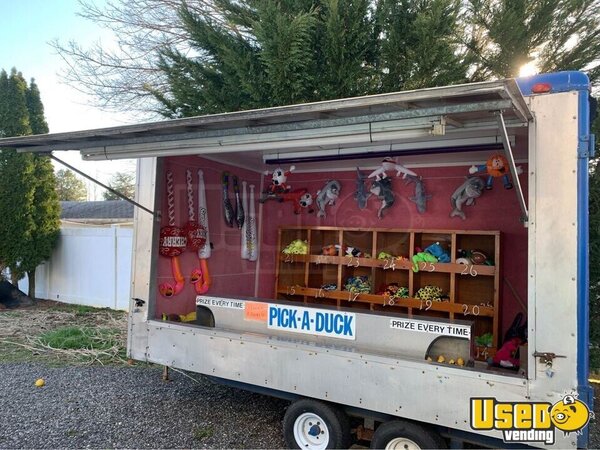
[390,318,471,338]
[196,296,471,341]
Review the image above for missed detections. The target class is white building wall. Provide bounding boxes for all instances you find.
[19,226,133,310]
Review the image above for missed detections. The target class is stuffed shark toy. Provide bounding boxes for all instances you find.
[450,177,485,220]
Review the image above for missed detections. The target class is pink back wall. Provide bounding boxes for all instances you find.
[155,156,262,318]
[257,165,529,336]
[155,155,528,338]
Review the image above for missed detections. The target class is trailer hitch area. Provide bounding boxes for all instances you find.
[533,352,566,365]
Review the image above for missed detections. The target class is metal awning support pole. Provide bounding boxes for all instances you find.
[496,112,528,224]
[50,154,156,217]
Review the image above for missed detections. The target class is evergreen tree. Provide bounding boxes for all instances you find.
[465,0,600,80]
[26,79,49,134]
[0,68,60,297]
[155,0,516,117]
[375,0,469,91]
[55,169,88,201]
[0,69,35,284]
[103,171,136,200]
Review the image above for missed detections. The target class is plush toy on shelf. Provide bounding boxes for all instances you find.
[412,251,437,272]
[469,154,522,190]
[492,337,522,369]
[414,285,444,301]
[282,239,308,255]
[424,242,450,263]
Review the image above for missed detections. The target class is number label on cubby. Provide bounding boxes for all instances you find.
[460,264,478,276]
[383,258,396,270]
[462,304,480,316]
[346,256,360,268]
[420,262,436,272]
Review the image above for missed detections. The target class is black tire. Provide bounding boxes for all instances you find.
[370,420,446,449]
[283,398,351,449]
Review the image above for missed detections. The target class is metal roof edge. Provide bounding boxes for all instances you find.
[0,78,523,149]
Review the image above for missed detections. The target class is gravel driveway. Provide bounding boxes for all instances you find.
[1,362,598,449]
[0,363,287,449]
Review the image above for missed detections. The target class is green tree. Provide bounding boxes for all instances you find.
[152,0,470,117]
[55,169,88,201]
[465,0,600,80]
[0,68,60,297]
[103,171,135,200]
[0,69,34,284]
[375,0,469,91]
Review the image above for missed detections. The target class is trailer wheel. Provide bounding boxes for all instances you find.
[370,420,446,450]
[283,399,351,449]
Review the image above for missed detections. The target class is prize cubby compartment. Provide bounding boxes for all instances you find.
[455,275,497,344]
[341,229,374,259]
[376,231,411,259]
[455,233,498,265]
[413,232,452,257]
[309,228,341,256]
[275,260,306,302]
[307,262,338,290]
[411,270,452,319]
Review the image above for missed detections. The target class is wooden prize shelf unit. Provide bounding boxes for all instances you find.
[275,226,500,354]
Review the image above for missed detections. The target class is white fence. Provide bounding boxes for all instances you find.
[18,226,133,310]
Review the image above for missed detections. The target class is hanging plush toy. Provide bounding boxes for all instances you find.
[450,176,485,220]
[354,167,372,210]
[370,177,394,219]
[315,180,341,218]
[260,165,295,200]
[281,189,314,214]
[368,157,417,181]
[469,154,522,190]
[405,174,431,214]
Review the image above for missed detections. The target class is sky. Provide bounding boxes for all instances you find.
[0,0,137,198]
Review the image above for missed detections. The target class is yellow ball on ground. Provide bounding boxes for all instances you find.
[35,378,45,387]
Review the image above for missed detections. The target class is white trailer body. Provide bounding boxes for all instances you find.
[2,71,594,449]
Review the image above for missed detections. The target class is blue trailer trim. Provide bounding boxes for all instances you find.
[577,84,593,449]
[516,71,590,95]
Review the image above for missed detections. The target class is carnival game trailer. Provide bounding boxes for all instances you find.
[2,71,594,449]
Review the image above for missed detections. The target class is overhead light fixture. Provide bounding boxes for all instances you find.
[262,135,514,165]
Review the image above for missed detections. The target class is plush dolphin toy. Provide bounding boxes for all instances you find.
[450,177,485,220]
[315,180,341,218]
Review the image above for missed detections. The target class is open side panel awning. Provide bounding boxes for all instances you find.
[0,77,531,221]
